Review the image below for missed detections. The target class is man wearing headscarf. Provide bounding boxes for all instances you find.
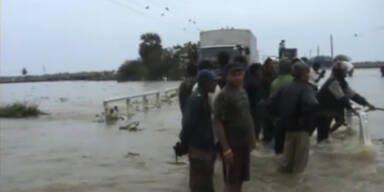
[316,59,375,142]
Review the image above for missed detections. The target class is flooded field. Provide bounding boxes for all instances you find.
[1,69,384,192]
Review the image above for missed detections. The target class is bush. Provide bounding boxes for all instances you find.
[0,102,42,118]
[117,60,147,81]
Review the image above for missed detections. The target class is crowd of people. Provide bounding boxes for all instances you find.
[174,52,376,192]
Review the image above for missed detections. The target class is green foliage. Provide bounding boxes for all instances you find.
[22,68,28,76]
[139,33,163,80]
[117,33,198,81]
[117,60,147,81]
[0,102,41,118]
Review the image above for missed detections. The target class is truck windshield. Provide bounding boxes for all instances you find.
[199,47,235,62]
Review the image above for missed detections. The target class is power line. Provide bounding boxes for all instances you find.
[145,0,163,8]
[105,0,148,16]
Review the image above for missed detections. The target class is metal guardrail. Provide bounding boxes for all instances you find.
[103,87,178,118]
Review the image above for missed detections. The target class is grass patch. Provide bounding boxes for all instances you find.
[0,102,43,118]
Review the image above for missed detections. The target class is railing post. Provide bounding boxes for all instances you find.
[126,98,131,118]
[164,90,169,100]
[103,101,108,116]
[156,92,160,107]
[143,95,149,111]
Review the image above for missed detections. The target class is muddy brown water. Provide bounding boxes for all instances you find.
[1,69,384,192]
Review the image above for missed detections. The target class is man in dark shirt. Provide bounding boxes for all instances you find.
[214,63,255,192]
[261,57,278,143]
[269,61,318,174]
[178,69,219,192]
[178,64,197,115]
[316,60,375,142]
[244,63,263,140]
[216,51,230,88]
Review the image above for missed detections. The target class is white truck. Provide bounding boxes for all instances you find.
[198,29,259,64]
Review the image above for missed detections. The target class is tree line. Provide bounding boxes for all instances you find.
[117,33,198,81]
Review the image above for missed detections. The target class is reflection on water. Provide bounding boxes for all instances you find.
[1,69,384,192]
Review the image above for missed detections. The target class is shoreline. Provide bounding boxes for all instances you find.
[0,71,116,84]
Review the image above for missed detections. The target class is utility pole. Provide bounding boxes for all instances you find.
[0,0,2,75]
[330,34,334,59]
[0,0,2,178]
[317,45,320,56]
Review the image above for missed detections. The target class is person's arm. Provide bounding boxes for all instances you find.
[302,85,320,113]
[315,70,326,83]
[345,86,375,109]
[213,119,233,163]
[213,94,233,163]
[300,85,320,132]
[213,119,229,151]
[328,80,353,110]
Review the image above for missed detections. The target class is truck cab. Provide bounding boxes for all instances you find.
[198,29,259,65]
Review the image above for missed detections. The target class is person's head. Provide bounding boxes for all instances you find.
[197,69,219,93]
[248,63,262,77]
[278,59,293,75]
[263,57,277,72]
[186,64,197,77]
[233,55,248,67]
[224,63,245,88]
[217,51,230,68]
[332,61,354,79]
[313,62,321,71]
[197,60,213,71]
[333,54,351,63]
[291,60,310,82]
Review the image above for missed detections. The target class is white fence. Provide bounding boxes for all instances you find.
[103,87,178,118]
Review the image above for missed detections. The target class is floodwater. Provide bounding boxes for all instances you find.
[1,69,384,192]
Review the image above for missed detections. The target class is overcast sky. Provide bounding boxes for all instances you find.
[1,0,383,76]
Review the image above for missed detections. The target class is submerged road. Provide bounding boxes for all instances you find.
[1,69,384,191]
[2,95,384,192]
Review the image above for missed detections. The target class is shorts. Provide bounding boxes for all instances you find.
[221,145,250,185]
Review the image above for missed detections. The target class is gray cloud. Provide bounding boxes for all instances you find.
[1,0,384,76]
